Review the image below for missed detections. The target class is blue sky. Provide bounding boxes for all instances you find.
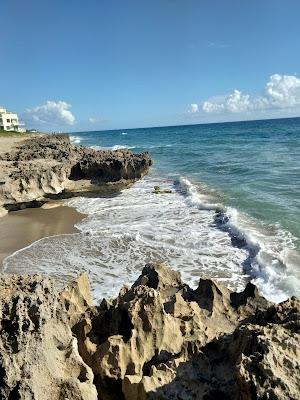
[1,0,300,131]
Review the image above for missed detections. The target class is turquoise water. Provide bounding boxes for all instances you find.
[4,118,300,302]
[72,118,300,244]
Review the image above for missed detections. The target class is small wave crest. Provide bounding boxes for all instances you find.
[3,175,299,303]
[91,144,136,151]
[3,175,249,301]
[69,135,82,144]
[176,177,300,302]
[176,177,222,211]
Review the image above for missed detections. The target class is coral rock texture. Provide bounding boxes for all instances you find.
[0,264,299,399]
[70,264,299,400]
[0,274,97,399]
[0,134,152,213]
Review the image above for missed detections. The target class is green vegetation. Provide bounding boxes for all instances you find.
[0,130,38,137]
[0,129,22,137]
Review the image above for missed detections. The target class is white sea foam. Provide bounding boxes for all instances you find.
[112,145,136,150]
[3,174,299,303]
[121,132,127,135]
[2,175,247,301]
[177,177,222,210]
[224,207,300,302]
[69,135,82,144]
[91,144,136,151]
[177,177,300,302]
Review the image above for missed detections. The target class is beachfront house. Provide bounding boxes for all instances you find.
[0,107,25,132]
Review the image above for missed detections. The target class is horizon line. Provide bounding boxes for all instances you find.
[66,114,300,135]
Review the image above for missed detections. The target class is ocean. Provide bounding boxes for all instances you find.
[4,117,300,303]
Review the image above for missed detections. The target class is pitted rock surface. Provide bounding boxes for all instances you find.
[0,274,97,400]
[0,134,152,212]
[67,264,299,400]
[0,264,298,399]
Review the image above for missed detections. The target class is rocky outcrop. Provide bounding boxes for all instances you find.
[0,134,151,213]
[0,264,299,399]
[65,264,299,400]
[0,274,97,400]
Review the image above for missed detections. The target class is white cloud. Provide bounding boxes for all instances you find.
[264,74,300,107]
[26,100,75,126]
[89,117,98,123]
[188,103,199,113]
[203,90,251,113]
[200,74,300,115]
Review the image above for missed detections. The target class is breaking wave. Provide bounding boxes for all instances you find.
[3,174,299,303]
[177,177,300,302]
[90,144,136,151]
[69,135,82,144]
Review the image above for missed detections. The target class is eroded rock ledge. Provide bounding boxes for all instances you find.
[0,264,299,399]
[0,134,151,214]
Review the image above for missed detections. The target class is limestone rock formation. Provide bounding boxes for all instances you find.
[69,264,299,400]
[0,274,97,400]
[61,274,98,371]
[0,134,151,213]
[0,264,298,399]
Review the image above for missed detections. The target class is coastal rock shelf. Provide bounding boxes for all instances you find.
[0,264,298,399]
[0,134,151,214]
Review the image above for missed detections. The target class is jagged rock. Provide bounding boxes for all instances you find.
[0,264,298,399]
[117,267,299,400]
[61,273,94,327]
[75,263,290,400]
[0,134,152,212]
[0,274,97,400]
[234,300,300,400]
[149,297,300,400]
[60,274,98,371]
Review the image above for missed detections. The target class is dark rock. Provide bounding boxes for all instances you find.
[0,134,152,212]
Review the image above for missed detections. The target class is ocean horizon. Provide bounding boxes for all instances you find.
[68,115,300,135]
[4,116,300,303]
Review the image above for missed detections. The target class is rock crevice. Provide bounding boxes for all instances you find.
[0,264,298,399]
[0,134,152,213]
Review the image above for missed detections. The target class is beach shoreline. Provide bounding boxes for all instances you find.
[0,132,151,269]
[0,203,84,267]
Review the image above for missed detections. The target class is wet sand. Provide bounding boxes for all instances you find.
[0,204,84,266]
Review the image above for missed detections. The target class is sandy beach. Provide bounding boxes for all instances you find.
[0,204,84,267]
[0,134,83,265]
[0,133,151,271]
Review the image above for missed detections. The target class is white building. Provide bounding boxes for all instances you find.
[0,107,25,132]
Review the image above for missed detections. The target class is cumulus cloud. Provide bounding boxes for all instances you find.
[26,100,75,126]
[203,90,251,113]
[199,74,300,115]
[264,74,300,107]
[88,117,98,123]
[188,103,199,113]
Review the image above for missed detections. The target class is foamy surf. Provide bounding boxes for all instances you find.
[3,174,299,303]
[69,135,82,144]
[91,144,136,151]
[177,177,300,302]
